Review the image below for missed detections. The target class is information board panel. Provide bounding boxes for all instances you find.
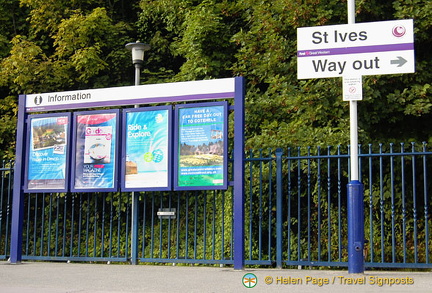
[71,110,119,192]
[25,113,71,192]
[25,78,236,113]
[121,106,172,191]
[174,102,228,190]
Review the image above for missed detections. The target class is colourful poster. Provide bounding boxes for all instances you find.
[73,111,118,191]
[26,115,69,191]
[176,103,227,189]
[123,107,171,190]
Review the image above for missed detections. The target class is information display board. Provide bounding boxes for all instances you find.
[174,102,228,190]
[71,110,119,192]
[25,113,71,192]
[122,106,171,191]
[11,77,245,267]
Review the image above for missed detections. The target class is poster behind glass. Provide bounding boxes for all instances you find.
[174,102,228,190]
[71,110,119,192]
[122,107,171,191]
[25,113,70,192]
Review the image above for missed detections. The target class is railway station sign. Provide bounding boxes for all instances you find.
[297,19,414,79]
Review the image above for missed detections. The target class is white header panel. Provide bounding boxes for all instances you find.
[25,78,236,112]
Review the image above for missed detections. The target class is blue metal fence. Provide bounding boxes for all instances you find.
[0,161,13,260]
[2,143,431,268]
[136,190,234,265]
[21,192,130,262]
[243,143,432,268]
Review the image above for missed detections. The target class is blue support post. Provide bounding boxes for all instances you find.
[347,180,364,273]
[131,193,139,265]
[233,77,245,270]
[10,95,27,264]
[275,148,283,269]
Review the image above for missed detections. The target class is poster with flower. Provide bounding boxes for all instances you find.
[175,102,228,190]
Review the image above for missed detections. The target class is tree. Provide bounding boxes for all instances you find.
[0,0,431,160]
[0,1,140,158]
[136,0,432,149]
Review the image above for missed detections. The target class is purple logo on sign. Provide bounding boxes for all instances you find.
[392,26,406,37]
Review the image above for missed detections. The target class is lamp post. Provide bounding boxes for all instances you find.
[125,41,150,265]
[125,41,151,87]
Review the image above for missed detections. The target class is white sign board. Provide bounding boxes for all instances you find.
[25,78,236,112]
[343,76,362,101]
[297,19,414,79]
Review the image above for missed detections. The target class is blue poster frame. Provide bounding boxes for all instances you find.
[24,112,71,193]
[71,109,120,192]
[174,101,228,191]
[121,106,172,192]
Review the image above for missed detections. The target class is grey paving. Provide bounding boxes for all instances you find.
[0,261,430,292]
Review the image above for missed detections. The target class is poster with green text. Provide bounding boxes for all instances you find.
[175,102,227,190]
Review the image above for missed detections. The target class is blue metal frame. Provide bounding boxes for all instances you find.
[24,113,72,193]
[121,106,173,192]
[10,95,27,263]
[10,77,246,266]
[70,109,120,192]
[233,77,245,270]
[173,101,229,191]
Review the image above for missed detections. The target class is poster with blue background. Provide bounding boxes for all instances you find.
[175,102,227,190]
[123,107,171,190]
[26,114,70,192]
[72,110,118,191]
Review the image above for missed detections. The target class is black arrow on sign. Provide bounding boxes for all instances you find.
[390,56,407,67]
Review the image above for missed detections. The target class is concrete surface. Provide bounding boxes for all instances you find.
[0,261,430,292]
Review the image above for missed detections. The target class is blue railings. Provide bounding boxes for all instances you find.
[0,161,13,260]
[136,190,234,265]
[244,143,432,268]
[361,143,432,268]
[2,143,431,268]
[22,192,129,262]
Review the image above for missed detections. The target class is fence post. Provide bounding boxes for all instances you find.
[275,148,283,269]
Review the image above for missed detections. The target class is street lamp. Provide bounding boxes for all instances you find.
[125,41,151,86]
[125,41,150,265]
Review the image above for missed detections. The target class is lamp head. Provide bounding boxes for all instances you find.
[125,41,150,65]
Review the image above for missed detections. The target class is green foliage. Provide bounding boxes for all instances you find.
[0,96,18,159]
[53,7,128,84]
[0,0,430,158]
[137,0,432,148]
[137,0,242,82]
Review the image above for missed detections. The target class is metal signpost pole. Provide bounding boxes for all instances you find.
[297,10,413,273]
[346,0,365,274]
